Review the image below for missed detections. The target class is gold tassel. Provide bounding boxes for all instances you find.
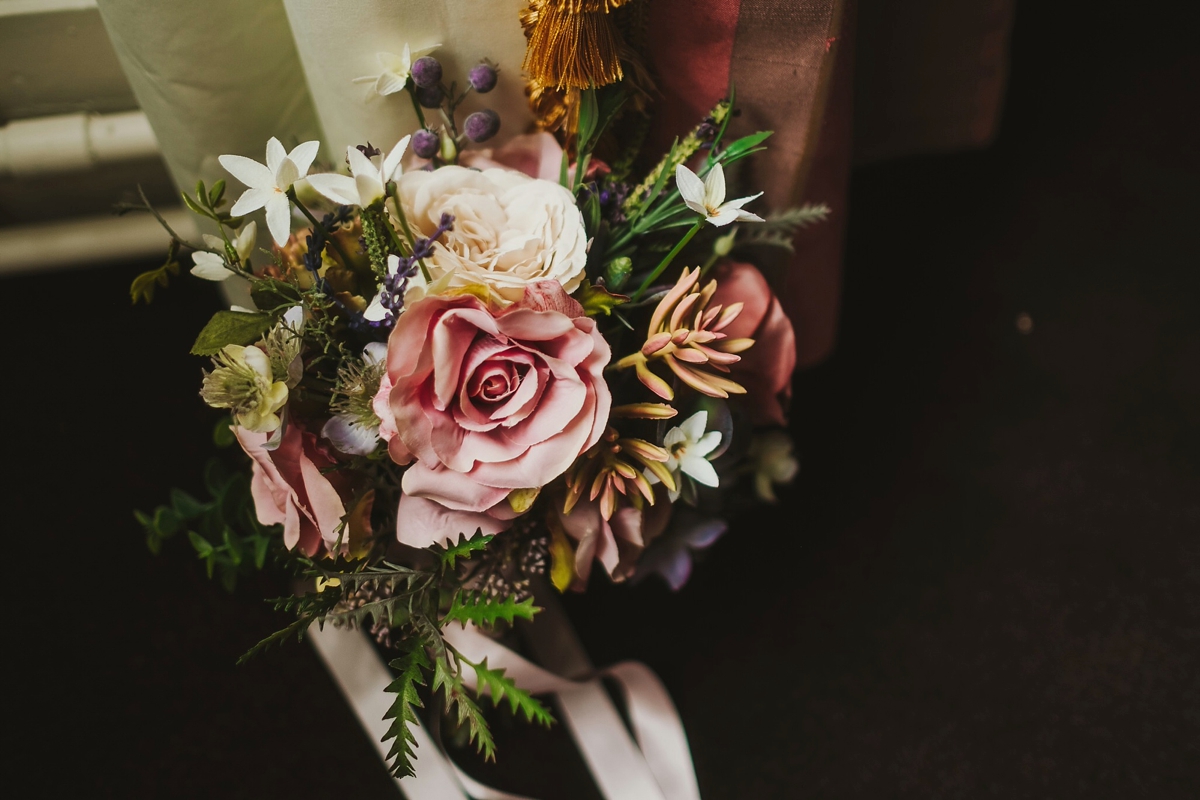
[522,0,633,92]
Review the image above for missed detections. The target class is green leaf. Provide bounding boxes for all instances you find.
[152,506,182,537]
[223,527,244,566]
[251,534,271,569]
[471,658,554,726]
[212,418,237,448]
[208,179,226,208]
[190,310,275,356]
[431,530,494,570]
[170,488,207,520]
[181,190,209,218]
[574,281,628,316]
[249,278,302,312]
[383,647,430,778]
[576,87,599,152]
[717,130,773,164]
[444,592,539,629]
[129,260,179,304]
[188,531,214,558]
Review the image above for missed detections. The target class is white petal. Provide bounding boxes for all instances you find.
[229,304,255,313]
[355,171,385,207]
[235,221,258,260]
[201,233,224,250]
[274,157,300,190]
[374,71,408,96]
[681,454,720,487]
[680,410,708,443]
[230,187,272,216]
[735,209,766,223]
[219,154,273,189]
[346,146,376,179]
[691,430,723,459]
[282,304,305,329]
[382,135,411,182]
[363,341,388,365]
[265,137,287,175]
[240,344,272,376]
[264,193,292,246]
[385,253,402,277]
[722,191,763,211]
[306,173,360,206]
[378,50,405,72]
[288,140,321,177]
[674,164,707,209]
[190,252,230,281]
[705,207,742,227]
[362,292,388,322]
[703,162,727,207]
[663,426,687,449]
[322,415,381,457]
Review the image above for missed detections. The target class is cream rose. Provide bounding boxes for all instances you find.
[396,166,587,303]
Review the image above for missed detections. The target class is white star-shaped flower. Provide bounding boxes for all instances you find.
[219,137,320,247]
[647,410,722,501]
[675,162,764,227]
[353,44,439,98]
[307,136,411,209]
[190,221,257,281]
[321,342,388,456]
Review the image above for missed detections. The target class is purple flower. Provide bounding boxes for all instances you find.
[633,510,727,590]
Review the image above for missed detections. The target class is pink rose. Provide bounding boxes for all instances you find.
[380,281,611,544]
[235,424,348,556]
[458,131,565,183]
[710,261,797,425]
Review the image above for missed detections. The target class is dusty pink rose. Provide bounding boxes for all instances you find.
[235,424,347,556]
[380,281,611,546]
[710,261,797,425]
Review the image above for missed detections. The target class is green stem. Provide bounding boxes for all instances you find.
[288,189,355,269]
[405,85,427,128]
[390,183,432,284]
[630,219,704,302]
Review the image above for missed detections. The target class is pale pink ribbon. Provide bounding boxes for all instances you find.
[310,618,700,800]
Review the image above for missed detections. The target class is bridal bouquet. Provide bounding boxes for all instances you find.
[132,46,824,779]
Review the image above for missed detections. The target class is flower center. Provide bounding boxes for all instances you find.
[468,360,523,405]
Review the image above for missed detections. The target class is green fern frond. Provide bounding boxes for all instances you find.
[433,655,496,761]
[430,530,494,570]
[383,646,430,778]
[443,592,539,629]
[470,658,554,727]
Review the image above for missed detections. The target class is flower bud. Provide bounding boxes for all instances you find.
[412,129,440,159]
[468,63,498,93]
[410,56,442,89]
[464,109,501,143]
[415,84,444,109]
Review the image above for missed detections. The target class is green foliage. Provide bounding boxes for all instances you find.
[574,282,628,317]
[432,653,496,761]
[443,592,539,629]
[735,204,832,253]
[469,658,554,726]
[137,457,279,591]
[190,310,276,356]
[129,245,181,304]
[181,178,241,229]
[383,646,430,778]
[430,530,494,570]
[713,130,773,168]
[249,279,302,313]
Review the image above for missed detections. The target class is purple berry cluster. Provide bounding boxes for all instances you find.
[403,57,502,164]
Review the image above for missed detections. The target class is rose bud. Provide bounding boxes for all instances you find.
[464,109,500,143]
[412,129,440,159]
[468,63,498,93]
[410,56,442,89]
[415,84,444,109]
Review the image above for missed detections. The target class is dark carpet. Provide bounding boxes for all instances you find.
[7,1,1197,797]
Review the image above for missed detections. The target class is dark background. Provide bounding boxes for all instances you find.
[8,1,1198,797]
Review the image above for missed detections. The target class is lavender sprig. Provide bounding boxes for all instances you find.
[374,213,454,330]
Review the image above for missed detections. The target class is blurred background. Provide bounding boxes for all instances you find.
[4,0,1197,797]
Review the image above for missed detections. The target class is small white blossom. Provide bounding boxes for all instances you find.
[648,410,722,501]
[200,344,289,433]
[307,136,411,209]
[219,138,321,247]
[353,44,439,98]
[749,430,799,503]
[675,162,764,227]
[190,221,257,281]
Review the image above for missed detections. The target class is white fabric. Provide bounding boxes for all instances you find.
[281,0,534,164]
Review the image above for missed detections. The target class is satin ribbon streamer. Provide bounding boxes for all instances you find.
[310,617,700,799]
